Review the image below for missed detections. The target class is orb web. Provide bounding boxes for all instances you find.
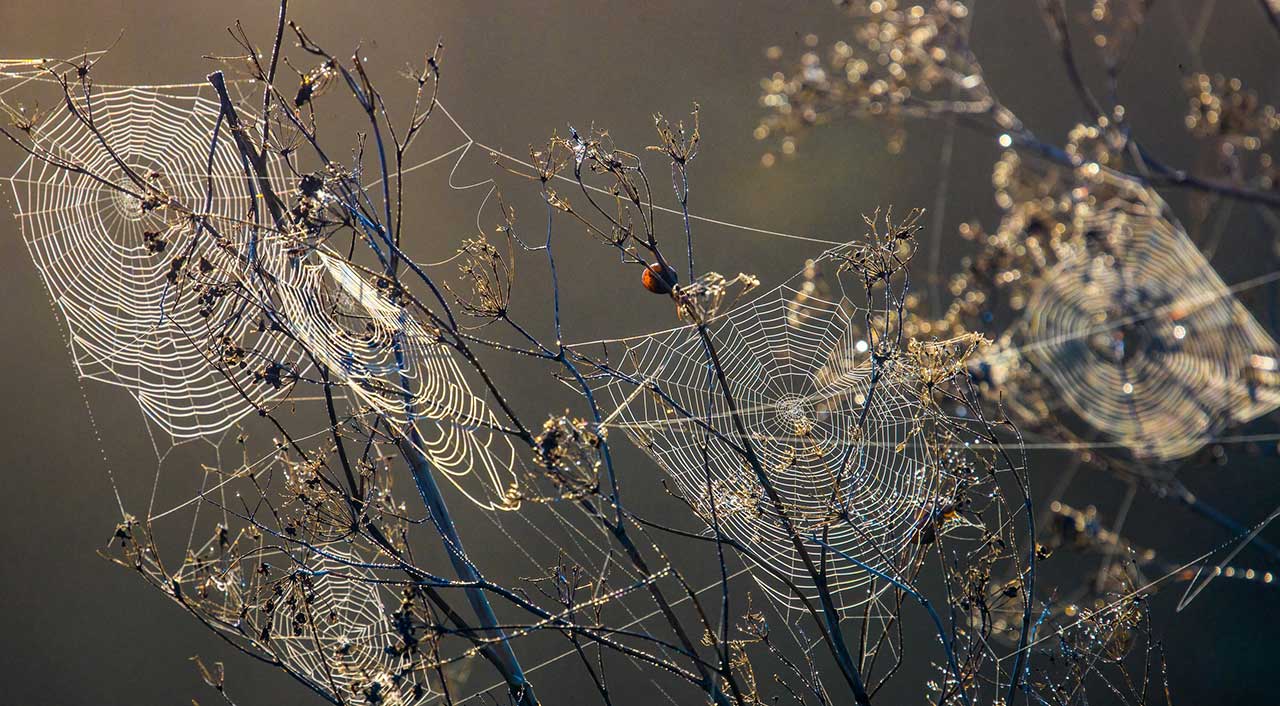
[590,261,938,616]
[1015,176,1280,461]
[266,242,519,510]
[269,544,434,706]
[7,83,517,509]
[7,85,299,439]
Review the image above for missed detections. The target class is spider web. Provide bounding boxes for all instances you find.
[267,543,433,706]
[8,84,300,439]
[994,170,1280,462]
[266,244,518,510]
[5,82,518,510]
[579,252,941,618]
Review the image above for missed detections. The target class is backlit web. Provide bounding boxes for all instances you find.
[5,82,517,510]
[584,252,940,616]
[144,519,437,706]
[266,244,518,510]
[991,170,1280,461]
[9,84,301,438]
[267,543,431,706]
[2,80,1231,700]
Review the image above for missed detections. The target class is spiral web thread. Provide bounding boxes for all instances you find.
[8,84,300,438]
[5,82,517,510]
[267,544,433,706]
[587,255,940,617]
[1008,173,1280,461]
[154,529,436,706]
[266,245,518,510]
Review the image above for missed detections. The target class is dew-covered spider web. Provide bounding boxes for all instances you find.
[5,81,519,510]
[172,535,438,706]
[266,543,434,706]
[7,11,1280,698]
[981,170,1280,462]
[573,249,944,618]
[9,84,300,438]
[264,238,519,510]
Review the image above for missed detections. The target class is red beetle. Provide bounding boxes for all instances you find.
[642,262,679,295]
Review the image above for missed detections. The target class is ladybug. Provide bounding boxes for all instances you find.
[641,262,679,295]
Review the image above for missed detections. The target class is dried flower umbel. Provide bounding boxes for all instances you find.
[757,0,1018,159]
[450,235,515,322]
[1183,73,1280,189]
[674,271,760,323]
[526,413,604,501]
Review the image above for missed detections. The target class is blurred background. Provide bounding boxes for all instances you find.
[0,1,1277,704]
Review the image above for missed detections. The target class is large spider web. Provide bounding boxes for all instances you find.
[1000,172,1280,461]
[584,255,940,617]
[265,244,518,510]
[268,543,433,706]
[5,82,517,509]
[8,84,300,438]
[150,518,437,706]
